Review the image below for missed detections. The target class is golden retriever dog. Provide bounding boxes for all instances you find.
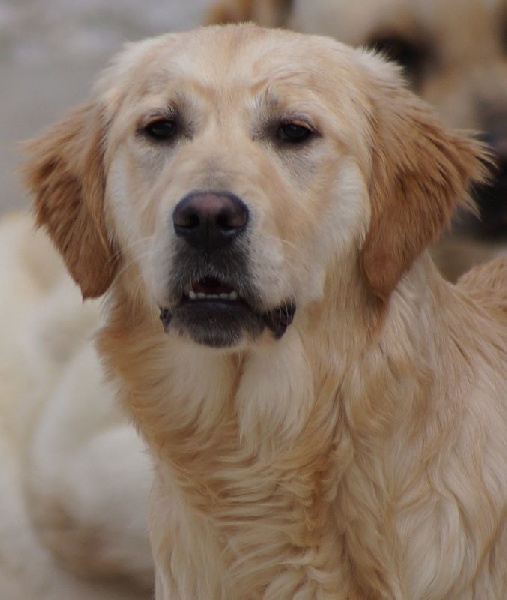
[23,24,507,599]
[207,0,507,280]
[0,212,153,598]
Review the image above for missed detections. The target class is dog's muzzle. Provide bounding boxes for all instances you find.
[158,191,296,348]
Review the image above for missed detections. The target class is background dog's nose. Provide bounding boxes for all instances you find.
[173,191,249,250]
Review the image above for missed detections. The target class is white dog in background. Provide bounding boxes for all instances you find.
[0,213,153,598]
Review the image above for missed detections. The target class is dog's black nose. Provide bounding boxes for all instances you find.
[173,191,249,250]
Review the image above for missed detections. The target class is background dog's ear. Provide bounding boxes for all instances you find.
[22,102,118,300]
[360,64,490,302]
[206,0,293,27]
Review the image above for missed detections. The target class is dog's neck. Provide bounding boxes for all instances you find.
[98,251,472,457]
[97,252,476,597]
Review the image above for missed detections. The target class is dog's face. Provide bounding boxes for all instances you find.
[23,25,486,349]
[104,30,376,348]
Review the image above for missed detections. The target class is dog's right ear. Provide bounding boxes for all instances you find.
[22,102,118,300]
[358,56,490,303]
[206,0,293,27]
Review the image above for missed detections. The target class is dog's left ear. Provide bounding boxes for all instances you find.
[360,60,490,302]
[22,102,118,300]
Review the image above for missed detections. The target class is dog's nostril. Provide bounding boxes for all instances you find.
[173,191,248,250]
[217,210,242,231]
[173,207,200,231]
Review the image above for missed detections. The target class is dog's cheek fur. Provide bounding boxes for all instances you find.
[359,56,490,303]
[22,102,118,300]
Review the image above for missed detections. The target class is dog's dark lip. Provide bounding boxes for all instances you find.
[159,302,296,338]
[160,307,173,331]
[261,302,297,339]
[159,275,247,333]
[159,279,296,340]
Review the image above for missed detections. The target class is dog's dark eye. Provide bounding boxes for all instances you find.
[368,35,425,83]
[143,118,179,141]
[277,122,314,144]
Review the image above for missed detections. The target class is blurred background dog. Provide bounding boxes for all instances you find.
[208,0,507,279]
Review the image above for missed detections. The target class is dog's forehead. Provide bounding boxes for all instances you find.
[108,25,363,104]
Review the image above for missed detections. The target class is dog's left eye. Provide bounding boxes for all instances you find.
[143,119,179,141]
[277,122,315,145]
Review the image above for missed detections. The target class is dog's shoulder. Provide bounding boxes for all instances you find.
[457,256,507,321]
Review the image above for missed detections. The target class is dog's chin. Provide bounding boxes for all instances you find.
[159,298,296,349]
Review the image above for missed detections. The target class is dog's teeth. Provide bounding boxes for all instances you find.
[186,289,240,301]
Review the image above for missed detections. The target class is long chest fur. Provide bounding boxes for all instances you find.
[98,293,507,600]
[99,319,406,598]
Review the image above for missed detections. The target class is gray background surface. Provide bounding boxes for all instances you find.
[0,0,214,213]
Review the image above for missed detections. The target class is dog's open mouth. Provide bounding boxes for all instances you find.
[159,276,296,348]
[183,277,241,303]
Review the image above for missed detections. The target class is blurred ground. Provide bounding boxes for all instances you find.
[0,0,214,213]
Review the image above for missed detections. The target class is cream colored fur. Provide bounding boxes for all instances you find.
[23,25,507,600]
[0,212,153,598]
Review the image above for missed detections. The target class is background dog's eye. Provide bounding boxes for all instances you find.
[143,119,179,141]
[501,9,507,54]
[368,35,425,84]
[277,122,314,144]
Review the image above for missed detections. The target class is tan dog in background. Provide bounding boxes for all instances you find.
[208,0,507,280]
[24,24,506,600]
[0,214,152,599]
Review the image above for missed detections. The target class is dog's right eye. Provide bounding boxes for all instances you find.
[143,119,179,141]
[276,122,315,145]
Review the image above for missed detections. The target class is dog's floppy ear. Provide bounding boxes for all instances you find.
[22,102,118,300]
[206,0,293,27]
[360,61,490,302]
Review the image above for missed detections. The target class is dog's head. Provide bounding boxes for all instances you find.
[23,25,487,349]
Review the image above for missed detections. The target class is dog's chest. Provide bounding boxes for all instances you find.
[151,435,353,599]
[102,321,392,598]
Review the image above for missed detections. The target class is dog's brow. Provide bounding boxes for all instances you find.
[255,88,281,110]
